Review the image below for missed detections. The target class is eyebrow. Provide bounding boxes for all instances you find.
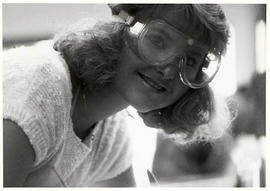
[151,26,207,58]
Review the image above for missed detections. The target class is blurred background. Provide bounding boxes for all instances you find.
[2,3,266,187]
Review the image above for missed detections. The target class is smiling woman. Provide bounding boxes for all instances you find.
[3,4,235,187]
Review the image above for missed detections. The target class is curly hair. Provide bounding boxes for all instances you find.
[53,18,127,90]
[182,4,230,57]
[139,86,237,145]
[53,4,235,144]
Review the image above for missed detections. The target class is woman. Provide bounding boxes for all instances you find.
[3,4,233,187]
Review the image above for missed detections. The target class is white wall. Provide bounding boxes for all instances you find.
[3,4,111,41]
[222,4,266,86]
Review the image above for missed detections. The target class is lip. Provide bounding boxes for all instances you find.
[138,72,170,93]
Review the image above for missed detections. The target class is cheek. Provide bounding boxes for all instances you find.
[117,46,141,74]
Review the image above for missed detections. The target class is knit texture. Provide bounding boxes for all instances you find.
[3,40,132,186]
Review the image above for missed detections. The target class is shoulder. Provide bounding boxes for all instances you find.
[3,40,72,104]
[3,40,69,81]
[3,40,72,166]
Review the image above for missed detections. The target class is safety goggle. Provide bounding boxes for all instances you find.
[122,12,221,89]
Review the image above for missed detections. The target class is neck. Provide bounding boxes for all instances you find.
[80,84,129,124]
[71,79,129,139]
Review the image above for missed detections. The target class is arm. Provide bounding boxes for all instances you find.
[92,166,136,187]
[3,119,35,187]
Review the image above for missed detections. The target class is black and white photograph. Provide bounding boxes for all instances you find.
[2,3,267,187]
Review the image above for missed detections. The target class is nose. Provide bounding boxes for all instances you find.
[155,64,179,80]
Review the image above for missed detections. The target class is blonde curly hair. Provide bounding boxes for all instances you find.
[53,18,127,90]
[139,87,237,145]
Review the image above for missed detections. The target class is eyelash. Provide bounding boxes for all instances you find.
[148,35,165,49]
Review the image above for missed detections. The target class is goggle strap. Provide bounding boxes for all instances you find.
[119,10,135,25]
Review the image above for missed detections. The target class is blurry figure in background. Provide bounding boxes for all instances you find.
[232,72,266,137]
[230,72,266,187]
[151,73,265,187]
[3,4,234,187]
[152,132,235,186]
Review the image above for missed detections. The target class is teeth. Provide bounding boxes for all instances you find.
[141,74,165,91]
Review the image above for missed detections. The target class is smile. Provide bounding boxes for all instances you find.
[138,72,167,92]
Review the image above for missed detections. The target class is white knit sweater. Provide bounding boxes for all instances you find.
[3,40,132,186]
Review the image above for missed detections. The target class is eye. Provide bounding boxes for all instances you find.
[186,56,198,67]
[147,35,165,49]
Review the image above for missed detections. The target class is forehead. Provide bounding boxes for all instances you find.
[146,20,208,53]
[151,6,188,31]
[149,5,209,48]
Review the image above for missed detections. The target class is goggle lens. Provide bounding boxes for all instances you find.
[129,20,221,89]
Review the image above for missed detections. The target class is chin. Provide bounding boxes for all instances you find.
[133,106,152,113]
[138,111,160,127]
[133,103,164,113]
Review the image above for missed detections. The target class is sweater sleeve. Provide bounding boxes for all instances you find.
[3,44,72,167]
